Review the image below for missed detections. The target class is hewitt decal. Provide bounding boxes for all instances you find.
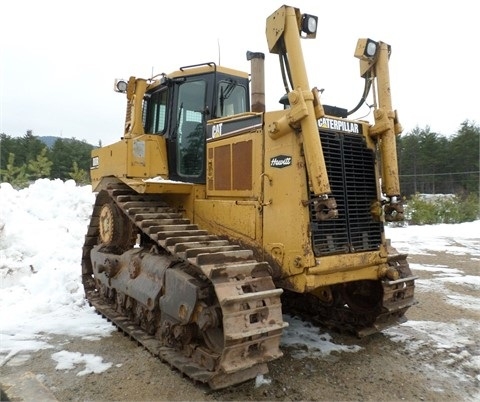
[270,155,292,168]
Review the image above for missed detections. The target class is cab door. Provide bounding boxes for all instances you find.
[170,79,207,183]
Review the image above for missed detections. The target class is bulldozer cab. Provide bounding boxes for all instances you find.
[143,64,250,183]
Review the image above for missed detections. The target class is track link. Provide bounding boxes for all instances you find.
[81,180,286,389]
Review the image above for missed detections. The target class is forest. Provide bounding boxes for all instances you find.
[397,120,479,196]
[0,131,94,187]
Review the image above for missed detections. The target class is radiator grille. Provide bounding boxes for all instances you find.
[310,131,383,256]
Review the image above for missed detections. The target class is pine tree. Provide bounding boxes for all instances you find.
[69,161,89,185]
[28,147,53,179]
[0,153,29,188]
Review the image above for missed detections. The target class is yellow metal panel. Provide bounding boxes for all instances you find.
[262,110,315,277]
[126,135,168,178]
[309,251,386,275]
[278,250,388,293]
[194,199,258,241]
[91,134,168,192]
[279,264,383,293]
[91,140,128,190]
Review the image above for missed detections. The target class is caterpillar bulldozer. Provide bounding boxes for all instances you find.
[82,4,416,390]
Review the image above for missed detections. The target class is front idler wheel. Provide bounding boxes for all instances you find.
[98,201,135,250]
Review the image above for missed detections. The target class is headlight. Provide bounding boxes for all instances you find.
[365,40,377,58]
[114,79,128,93]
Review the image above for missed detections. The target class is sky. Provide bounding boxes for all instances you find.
[1,0,479,147]
[0,178,479,397]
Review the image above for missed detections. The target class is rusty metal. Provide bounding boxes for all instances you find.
[313,197,338,220]
[384,201,405,222]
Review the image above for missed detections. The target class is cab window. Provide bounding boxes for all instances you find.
[144,89,168,134]
[216,80,247,117]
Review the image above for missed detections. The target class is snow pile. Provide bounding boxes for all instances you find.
[0,179,114,371]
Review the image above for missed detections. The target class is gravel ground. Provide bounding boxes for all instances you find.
[1,250,479,402]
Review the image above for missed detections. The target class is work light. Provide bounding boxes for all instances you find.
[301,14,318,36]
[354,38,379,61]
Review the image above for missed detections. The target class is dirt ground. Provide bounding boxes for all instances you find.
[1,250,479,402]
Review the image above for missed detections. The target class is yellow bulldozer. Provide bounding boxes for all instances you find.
[82,4,416,390]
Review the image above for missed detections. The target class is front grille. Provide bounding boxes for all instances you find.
[310,131,383,256]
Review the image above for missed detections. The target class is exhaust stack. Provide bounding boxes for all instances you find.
[246,51,265,113]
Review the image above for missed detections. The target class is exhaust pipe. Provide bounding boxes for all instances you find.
[246,51,265,113]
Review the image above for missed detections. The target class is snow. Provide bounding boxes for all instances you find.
[1,179,479,389]
[280,316,362,359]
[143,175,191,185]
[51,351,113,376]
[387,220,480,257]
[384,223,480,393]
[0,179,114,373]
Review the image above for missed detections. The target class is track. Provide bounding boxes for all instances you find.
[81,180,286,390]
[81,180,416,389]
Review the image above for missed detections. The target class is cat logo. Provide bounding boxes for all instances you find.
[318,117,359,134]
[212,123,223,138]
